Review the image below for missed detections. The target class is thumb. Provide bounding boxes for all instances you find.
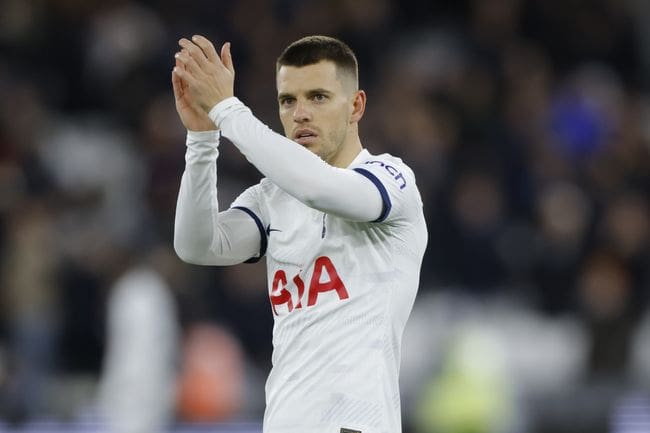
[221,42,235,75]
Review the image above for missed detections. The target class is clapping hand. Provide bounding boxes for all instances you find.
[171,35,235,131]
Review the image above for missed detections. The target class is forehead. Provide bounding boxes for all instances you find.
[276,60,344,94]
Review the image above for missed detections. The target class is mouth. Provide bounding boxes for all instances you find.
[293,129,318,146]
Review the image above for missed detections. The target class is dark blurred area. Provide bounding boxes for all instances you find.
[0,0,648,432]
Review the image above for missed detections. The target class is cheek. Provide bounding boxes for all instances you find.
[325,106,348,126]
[279,113,292,135]
[327,115,348,143]
[334,109,350,132]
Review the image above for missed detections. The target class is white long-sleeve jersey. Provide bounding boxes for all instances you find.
[174,97,427,433]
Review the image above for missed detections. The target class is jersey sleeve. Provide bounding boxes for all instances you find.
[207,97,384,223]
[174,131,263,266]
[348,155,421,224]
[229,184,268,263]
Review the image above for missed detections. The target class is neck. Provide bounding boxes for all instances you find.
[330,135,363,168]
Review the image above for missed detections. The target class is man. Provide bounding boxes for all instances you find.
[172,34,427,433]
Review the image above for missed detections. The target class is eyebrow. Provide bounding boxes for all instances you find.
[277,88,334,101]
[277,92,293,101]
[307,88,333,96]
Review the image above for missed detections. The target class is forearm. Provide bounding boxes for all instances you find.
[209,98,382,222]
[174,131,259,265]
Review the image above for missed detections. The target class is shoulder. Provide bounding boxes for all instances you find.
[361,151,407,166]
[236,178,288,208]
[259,177,277,191]
[349,149,424,223]
[356,150,415,175]
[351,150,416,192]
[238,178,279,196]
[257,178,287,201]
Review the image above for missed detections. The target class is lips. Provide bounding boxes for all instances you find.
[293,128,318,146]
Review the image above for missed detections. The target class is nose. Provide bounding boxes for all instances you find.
[293,100,311,123]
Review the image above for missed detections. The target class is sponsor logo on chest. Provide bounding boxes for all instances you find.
[269,256,349,316]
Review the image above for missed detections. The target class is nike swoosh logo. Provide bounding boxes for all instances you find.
[266,224,281,236]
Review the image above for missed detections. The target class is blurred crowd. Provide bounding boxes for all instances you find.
[0,0,648,432]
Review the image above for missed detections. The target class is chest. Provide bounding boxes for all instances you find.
[262,196,336,266]
[259,192,398,317]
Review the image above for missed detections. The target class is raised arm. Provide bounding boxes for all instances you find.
[173,132,262,265]
[172,48,261,266]
[173,35,383,222]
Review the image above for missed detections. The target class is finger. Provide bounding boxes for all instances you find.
[174,56,191,92]
[172,65,196,87]
[175,51,203,76]
[191,35,219,64]
[220,42,235,75]
[175,54,184,70]
[179,38,211,70]
[172,68,184,100]
[177,50,191,72]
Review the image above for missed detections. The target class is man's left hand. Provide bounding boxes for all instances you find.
[173,35,235,113]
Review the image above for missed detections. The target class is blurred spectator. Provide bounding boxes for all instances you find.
[631,310,650,388]
[599,192,650,306]
[98,246,180,433]
[532,180,593,313]
[415,324,515,433]
[176,323,244,422]
[577,250,638,381]
[0,200,59,422]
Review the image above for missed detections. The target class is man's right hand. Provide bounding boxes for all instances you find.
[172,55,216,132]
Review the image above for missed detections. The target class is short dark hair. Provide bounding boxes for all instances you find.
[276,35,358,88]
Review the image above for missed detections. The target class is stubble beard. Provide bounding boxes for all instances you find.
[321,125,348,165]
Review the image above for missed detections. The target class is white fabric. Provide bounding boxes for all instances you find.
[174,130,261,265]
[99,267,179,433]
[174,98,427,433]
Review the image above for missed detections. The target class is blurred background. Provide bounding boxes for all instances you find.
[0,0,649,432]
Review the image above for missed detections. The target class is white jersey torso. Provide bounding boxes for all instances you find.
[231,149,427,433]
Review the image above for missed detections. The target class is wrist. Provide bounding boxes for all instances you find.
[188,125,218,132]
[208,96,243,127]
[187,129,220,143]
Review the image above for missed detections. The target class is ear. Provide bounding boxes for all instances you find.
[350,90,366,123]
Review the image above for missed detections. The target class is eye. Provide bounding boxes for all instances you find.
[312,93,327,102]
[280,97,295,107]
